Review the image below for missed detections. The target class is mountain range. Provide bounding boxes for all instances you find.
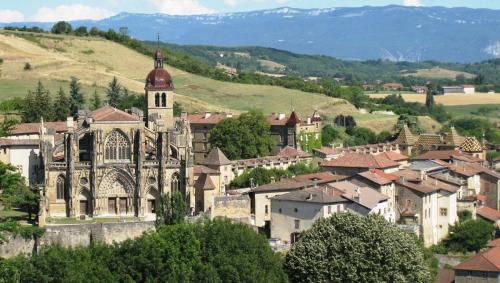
[3,5,500,63]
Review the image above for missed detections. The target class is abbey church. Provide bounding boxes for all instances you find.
[37,48,195,224]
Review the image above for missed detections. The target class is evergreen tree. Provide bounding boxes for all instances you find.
[53,87,70,121]
[155,192,187,227]
[426,84,436,112]
[106,77,122,108]
[69,77,84,116]
[22,81,52,122]
[89,89,102,110]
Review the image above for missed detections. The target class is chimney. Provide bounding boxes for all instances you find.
[204,112,211,119]
[278,113,286,120]
[354,187,361,202]
[307,117,311,124]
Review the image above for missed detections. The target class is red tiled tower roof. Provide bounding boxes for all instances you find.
[145,48,174,91]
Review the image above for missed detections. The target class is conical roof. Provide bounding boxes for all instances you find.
[287,111,301,125]
[194,173,215,190]
[394,125,415,146]
[201,147,231,166]
[445,126,464,146]
[460,136,483,152]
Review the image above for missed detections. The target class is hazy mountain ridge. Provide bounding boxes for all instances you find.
[3,5,500,62]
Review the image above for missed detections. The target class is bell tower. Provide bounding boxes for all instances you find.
[145,35,174,130]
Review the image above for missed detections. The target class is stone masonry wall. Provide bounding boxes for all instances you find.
[0,221,155,259]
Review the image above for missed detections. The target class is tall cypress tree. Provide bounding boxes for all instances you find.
[69,77,84,116]
[22,81,52,122]
[53,87,70,121]
[425,85,436,112]
[106,77,122,108]
[90,89,102,110]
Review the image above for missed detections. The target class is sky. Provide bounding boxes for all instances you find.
[1,0,500,22]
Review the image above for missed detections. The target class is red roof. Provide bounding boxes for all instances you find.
[0,138,39,147]
[455,247,500,272]
[356,169,396,185]
[321,153,399,169]
[477,194,487,202]
[90,106,139,122]
[414,150,463,161]
[277,146,311,158]
[477,206,500,222]
[146,68,173,90]
[12,121,70,135]
[377,151,408,162]
[488,238,500,248]
[187,113,229,125]
[287,111,301,125]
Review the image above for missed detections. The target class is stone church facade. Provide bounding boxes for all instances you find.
[38,48,194,225]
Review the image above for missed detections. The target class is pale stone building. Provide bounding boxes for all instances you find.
[38,48,195,225]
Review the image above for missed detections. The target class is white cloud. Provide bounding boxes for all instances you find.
[275,0,288,4]
[0,9,25,23]
[32,4,116,22]
[404,0,422,7]
[152,0,216,15]
[224,0,238,6]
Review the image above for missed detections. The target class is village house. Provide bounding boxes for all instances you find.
[454,247,500,283]
[383,82,404,90]
[249,172,348,228]
[392,169,458,246]
[477,206,500,228]
[270,181,389,243]
[442,84,475,94]
[411,85,428,94]
[350,169,397,222]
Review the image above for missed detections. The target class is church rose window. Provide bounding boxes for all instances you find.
[105,130,131,162]
[57,175,65,200]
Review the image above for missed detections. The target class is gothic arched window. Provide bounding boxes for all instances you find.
[105,130,130,162]
[155,93,160,107]
[57,175,65,200]
[161,93,166,107]
[171,173,180,194]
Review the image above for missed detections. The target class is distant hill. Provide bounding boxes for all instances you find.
[4,5,500,63]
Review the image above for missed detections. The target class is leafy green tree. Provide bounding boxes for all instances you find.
[89,27,100,36]
[173,101,182,117]
[347,127,377,145]
[425,84,437,112]
[0,118,18,137]
[155,192,187,227]
[0,162,38,221]
[23,62,31,70]
[376,130,393,143]
[321,125,340,146]
[445,219,494,253]
[89,89,102,110]
[69,77,85,116]
[209,111,275,160]
[51,21,72,34]
[53,87,70,121]
[74,26,88,36]
[106,77,122,108]
[285,213,431,283]
[22,81,52,122]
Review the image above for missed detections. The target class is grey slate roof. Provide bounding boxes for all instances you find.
[201,147,231,166]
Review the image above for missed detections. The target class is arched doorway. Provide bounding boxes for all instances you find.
[146,186,160,215]
[96,169,135,216]
[78,188,92,216]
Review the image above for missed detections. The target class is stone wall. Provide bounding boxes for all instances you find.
[212,195,251,224]
[0,221,155,259]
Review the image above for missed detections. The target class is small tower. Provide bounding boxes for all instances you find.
[145,36,174,130]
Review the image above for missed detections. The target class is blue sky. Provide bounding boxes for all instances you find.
[1,0,500,22]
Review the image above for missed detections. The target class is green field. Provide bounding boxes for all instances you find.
[445,104,500,122]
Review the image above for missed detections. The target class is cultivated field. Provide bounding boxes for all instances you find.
[370,92,500,106]
[402,67,475,79]
[0,31,361,119]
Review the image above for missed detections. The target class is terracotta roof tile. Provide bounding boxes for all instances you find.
[12,121,70,135]
[194,174,215,190]
[90,106,139,122]
[416,134,442,150]
[356,170,394,185]
[194,165,219,175]
[201,147,231,166]
[321,153,398,169]
[455,247,500,272]
[488,238,500,248]
[445,127,464,146]
[277,146,311,158]
[0,138,39,146]
[187,113,230,125]
[394,125,415,146]
[414,150,463,161]
[376,151,408,162]
[293,172,348,183]
[477,206,500,222]
[460,136,483,153]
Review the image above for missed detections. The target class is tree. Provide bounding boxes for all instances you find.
[106,77,122,108]
[321,125,340,146]
[155,192,187,227]
[51,21,72,34]
[89,89,102,110]
[0,118,18,137]
[376,130,393,143]
[347,127,377,145]
[23,62,31,70]
[69,77,85,116]
[0,162,38,221]
[74,26,88,36]
[173,102,182,117]
[22,81,52,123]
[445,219,494,253]
[333,115,356,129]
[285,213,431,283]
[53,87,70,121]
[209,111,275,160]
[425,84,437,112]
